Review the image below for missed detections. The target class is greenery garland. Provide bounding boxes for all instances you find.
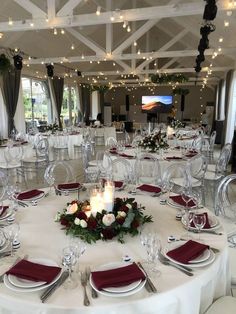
[91,85,110,93]
[0,54,11,74]
[172,88,190,96]
[151,74,188,85]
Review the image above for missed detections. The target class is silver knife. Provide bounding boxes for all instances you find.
[40,271,69,303]
[137,262,157,293]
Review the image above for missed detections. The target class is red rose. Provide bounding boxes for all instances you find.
[87,217,97,230]
[116,216,125,225]
[120,205,129,213]
[133,202,138,210]
[60,217,70,227]
[131,219,140,229]
[101,228,116,240]
[76,211,87,220]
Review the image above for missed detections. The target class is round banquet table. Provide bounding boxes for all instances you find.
[0,188,230,314]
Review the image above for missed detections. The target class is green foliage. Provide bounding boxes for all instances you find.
[91,85,110,93]
[0,54,11,74]
[151,74,188,85]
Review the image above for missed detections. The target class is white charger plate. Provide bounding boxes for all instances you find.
[164,242,215,268]
[90,262,146,297]
[167,197,197,209]
[4,258,62,292]
[181,214,220,231]
[0,208,13,221]
[57,183,82,193]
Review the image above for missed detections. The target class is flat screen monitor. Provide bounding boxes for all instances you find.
[141,95,172,113]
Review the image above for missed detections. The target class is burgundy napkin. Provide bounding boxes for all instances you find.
[137,184,161,194]
[165,156,183,160]
[102,179,123,189]
[125,144,132,148]
[6,259,61,283]
[57,182,81,190]
[175,146,181,150]
[17,189,44,200]
[185,153,197,158]
[119,153,134,159]
[144,157,151,160]
[20,141,28,145]
[170,195,196,208]
[109,150,118,155]
[188,150,198,154]
[166,240,209,264]
[91,262,145,290]
[0,206,8,218]
[190,212,211,229]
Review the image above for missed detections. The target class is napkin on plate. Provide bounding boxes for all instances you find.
[190,212,211,229]
[119,153,134,159]
[91,262,145,290]
[57,182,81,190]
[185,153,197,158]
[169,195,196,208]
[102,179,124,189]
[166,240,209,264]
[17,189,44,200]
[137,184,161,194]
[109,150,118,155]
[125,144,132,148]
[0,206,8,218]
[165,156,183,160]
[6,259,61,283]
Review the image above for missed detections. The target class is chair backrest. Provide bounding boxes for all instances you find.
[215,174,236,219]
[81,141,94,168]
[105,137,117,147]
[96,151,112,178]
[132,135,143,147]
[0,170,7,201]
[53,134,68,148]
[4,146,23,165]
[125,131,131,144]
[191,135,203,151]
[134,154,161,185]
[111,157,133,183]
[188,154,208,180]
[35,138,49,159]
[215,143,232,175]
[44,161,75,186]
[209,131,216,149]
[162,163,192,192]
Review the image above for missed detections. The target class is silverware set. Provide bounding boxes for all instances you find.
[158,251,193,276]
[80,271,90,306]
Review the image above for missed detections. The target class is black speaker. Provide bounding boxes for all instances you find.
[180,95,185,111]
[125,95,130,111]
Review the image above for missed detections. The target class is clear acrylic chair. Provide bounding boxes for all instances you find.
[111,157,133,184]
[53,133,69,160]
[105,137,118,148]
[44,161,75,188]
[19,138,50,187]
[94,129,104,146]
[125,131,131,144]
[81,141,98,183]
[0,145,23,184]
[96,151,112,179]
[134,153,161,186]
[202,131,216,162]
[191,135,203,152]
[205,296,236,314]
[132,135,143,147]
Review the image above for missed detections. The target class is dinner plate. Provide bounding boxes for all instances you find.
[0,208,13,221]
[167,197,197,209]
[181,214,220,231]
[57,184,82,192]
[89,262,146,297]
[164,242,215,268]
[4,258,62,292]
[136,185,162,196]
[16,191,45,202]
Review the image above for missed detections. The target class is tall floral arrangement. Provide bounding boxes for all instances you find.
[138,131,169,152]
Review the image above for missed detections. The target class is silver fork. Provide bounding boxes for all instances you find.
[158,251,193,274]
[86,267,98,298]
[81,271,90,306]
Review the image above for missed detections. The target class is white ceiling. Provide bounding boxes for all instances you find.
[0,0,235,87]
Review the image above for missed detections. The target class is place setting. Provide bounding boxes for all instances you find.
[13,189,45,206]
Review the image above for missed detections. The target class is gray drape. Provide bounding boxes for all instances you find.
[81,84,91,125]
[100,91,105,124]
[50,77,64,129]
[0,67,21,136]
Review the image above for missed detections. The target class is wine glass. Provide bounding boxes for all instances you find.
[68,237,86,272]
[61,246,78,289]
[4,223,20,258]
[181,188,193,210]
[193,213,206,240]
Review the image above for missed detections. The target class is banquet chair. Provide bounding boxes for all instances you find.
[96,151,112,179]
[132,135,143,147]
[202,131,216,163]
[204,296,236,314]
[18,138,50,187]
[44,161,75,187]
[125,131,131,144]
[105,137,118,148]
[73,143,82,158]
[206,143,232,173]
[134,154,161,186]
[191,135,204,152]
[94,129,104,146]
[81,141,98,183]
[0,145,23,184]
[111,157,133,184]
[53,133,69,160]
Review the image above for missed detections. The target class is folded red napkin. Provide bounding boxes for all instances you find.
[175,146,181,149]
[188,150,198,154]
[6,259,61,283]
[109,150,118,154]
[190,212,211,229]
[170,195,196,208]
[17,189,44,200]
[0,206,8,218]
[166,240,209,264]
[20,141,28,145]
[165,156,182,160]
[137,184,161,194]
[125,144,132,148]
[185,153,197,158]
[102,179,123,189]
[119,153,134,159]
[144,157,151,160]
[91,262,145,290]
[57,182,81,190]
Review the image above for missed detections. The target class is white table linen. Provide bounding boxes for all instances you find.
[0,188,230,314]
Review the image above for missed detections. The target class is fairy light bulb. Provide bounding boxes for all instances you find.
[8,17,13,25]
[71,44,75,50]
[96,6,101,15]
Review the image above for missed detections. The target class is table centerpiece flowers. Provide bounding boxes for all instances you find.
[56,197,153,244]
[170,119,184,129]
[138,131,169,152]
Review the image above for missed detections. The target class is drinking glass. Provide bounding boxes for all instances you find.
[193,213,206,240]
[62,246,78,289]
[68,237,86,272]
[181,189,193,210]
[4,223,20,258]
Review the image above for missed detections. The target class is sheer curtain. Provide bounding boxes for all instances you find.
[0,88,8,138]
[75,84,83,123]
[14,81,26,133]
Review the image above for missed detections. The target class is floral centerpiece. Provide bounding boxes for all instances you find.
[46,123,60,133]
[138,131,169,152]
[170,119,184,129]
[56,198,153,244]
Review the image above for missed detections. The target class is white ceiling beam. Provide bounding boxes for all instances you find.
[115,60,132,72]
[27,47,236,64]
[136,28,188,71]
[160,57,179,70]
[66,28,105,55]
[47,0,56,20]
[98,77,219,84]
[3,1,234,32]
[57,0,83,17]
[13,0,46,17]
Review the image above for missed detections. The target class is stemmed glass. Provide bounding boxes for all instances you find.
[4,223,20,258]
[193,213,206,240]
[68,237,86,272]
[61,246,78,289]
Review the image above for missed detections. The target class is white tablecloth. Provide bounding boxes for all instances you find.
[0,189,230,314]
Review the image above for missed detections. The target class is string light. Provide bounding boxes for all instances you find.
[81,54,85,59]
[224,20,229,27]
[110,14,115,22]
[123,21,127,28]
[71,44,75,50]
[53,28,57,35]
[0,33,3,39]
[127,24,131,32]
[219,37,223,42]
[96,6,101,15]
[134,41,137,46]
[61,29,65,34]
[8,17,13,25]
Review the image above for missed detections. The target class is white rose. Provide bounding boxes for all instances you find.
[126,204,132,210]
[117,211,127,218]
[54,212,61,221]
[66,203,78,215]
[102,214,115,226]
[74,218,81,225]
[80,219,87,228]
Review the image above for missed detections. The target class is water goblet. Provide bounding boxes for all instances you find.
[68,237,86,272]
[62,246,78,289]
[4,223,20,258]
[193,213,206,240]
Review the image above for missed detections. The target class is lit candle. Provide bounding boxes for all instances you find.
[90,188,104,217]
[103,181,115,212]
